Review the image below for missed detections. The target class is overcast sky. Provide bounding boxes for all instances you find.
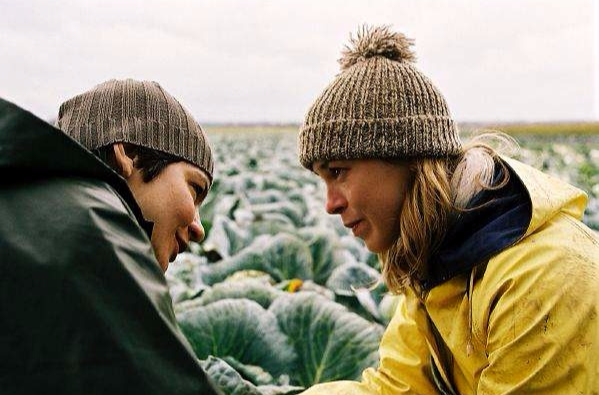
[1,0,597,123]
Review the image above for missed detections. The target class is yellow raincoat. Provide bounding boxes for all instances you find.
[302,158,599,395]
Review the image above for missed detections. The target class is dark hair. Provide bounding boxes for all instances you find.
[93,143,182,182]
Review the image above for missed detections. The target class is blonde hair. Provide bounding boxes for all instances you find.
[380,132,517,294]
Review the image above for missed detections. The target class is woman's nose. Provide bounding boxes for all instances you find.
[189,213,205,243]
[325,187,347,215]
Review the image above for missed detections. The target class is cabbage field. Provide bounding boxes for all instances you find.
[166,130,599,395]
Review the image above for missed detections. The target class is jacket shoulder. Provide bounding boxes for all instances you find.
[470,207,599,394]
[473,211,599,346]
[1,175,151,268]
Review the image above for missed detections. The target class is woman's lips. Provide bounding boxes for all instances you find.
[352,220,364,236]
[344,219,364,237]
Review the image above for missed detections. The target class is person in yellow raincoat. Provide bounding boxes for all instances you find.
[297,25,599,395]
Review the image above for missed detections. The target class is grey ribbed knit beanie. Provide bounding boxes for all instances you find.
[298,25,462,170]
[57,79,213,180]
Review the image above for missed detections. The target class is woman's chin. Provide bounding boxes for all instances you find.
[366,245,384,254]
[364,239,383,254]
[364,236,394,254]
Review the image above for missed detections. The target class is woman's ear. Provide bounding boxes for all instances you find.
[112,143,135,179]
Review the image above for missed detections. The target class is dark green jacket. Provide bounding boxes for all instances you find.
[0,98,219,394]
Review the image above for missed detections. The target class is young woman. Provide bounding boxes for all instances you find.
[298,26,599,395]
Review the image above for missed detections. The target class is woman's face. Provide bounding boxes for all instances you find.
[314,159,411,253]
[127,161,210,271]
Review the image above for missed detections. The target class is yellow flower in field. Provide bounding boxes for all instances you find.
[287,279,303,293]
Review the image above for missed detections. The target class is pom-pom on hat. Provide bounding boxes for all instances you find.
[339,25,417,70]
[298,25,462,170]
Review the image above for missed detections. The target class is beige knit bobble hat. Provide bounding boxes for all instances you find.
[57,79,214,180]
[298,25,462,170]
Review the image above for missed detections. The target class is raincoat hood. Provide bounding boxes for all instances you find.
[424,156,588,290]
[505,156,589,235]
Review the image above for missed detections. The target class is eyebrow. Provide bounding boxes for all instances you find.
[313,161,330,175]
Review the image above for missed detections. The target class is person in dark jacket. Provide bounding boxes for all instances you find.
[0,79,220,394]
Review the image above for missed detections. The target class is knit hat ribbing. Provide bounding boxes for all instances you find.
[298,25,462,170]
[57,79,214,180]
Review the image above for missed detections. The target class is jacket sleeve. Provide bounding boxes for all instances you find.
[300,292,439,395]
[0,178,219,395]
[474,214,599,395]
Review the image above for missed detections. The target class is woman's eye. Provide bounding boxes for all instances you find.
[329,168,345,179]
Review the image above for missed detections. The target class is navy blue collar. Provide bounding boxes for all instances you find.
[422,160,532,290]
